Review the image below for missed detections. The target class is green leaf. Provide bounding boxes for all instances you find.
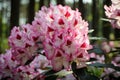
[44,69,57,76]
[55,70,72,78]
[45,75,58,80]
[88,62,120,71]
[85,74,100,80]
[89,37,106,40]
[88,67,103,77]
[101,18,111,22]
[43,69,58,80]
[88,46,104,55]
[88,29,94,33]
[71,62,100,80]
[71,62,86,80]
[89,58,97,61]
[43,69,73,80]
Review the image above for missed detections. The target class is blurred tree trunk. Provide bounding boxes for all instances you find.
[78,0,85,18]
[5,0,11,37]
[44,0,51,7]
[73,0,76,10]
[92,0,99,37]
[57,0,65,6]
[39,0,44,10]
[48,0,50,6]
[0,0,2,37]
[10,0,20,30]
[27,0,35,23]
[0,15,1,38]
[0,0,2,53]
[102,0,111,39]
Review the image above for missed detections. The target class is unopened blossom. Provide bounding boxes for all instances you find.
[34,5,90,71]
[104,0,120,29]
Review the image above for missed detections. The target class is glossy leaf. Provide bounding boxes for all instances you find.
[88,62,120,71]
[71,62,100,80]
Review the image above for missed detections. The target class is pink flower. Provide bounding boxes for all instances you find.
[30,54,50,70]
[34,5,90,71]
[89,53,96,58]
[0,50,50,80]
[104,1,120,29]
[102,68,120,79]
[111,0,120,4]
[0,49,19,79]
[101,41,111,53]
[13,54,49,80]
[112,54,120,67]
[13,65,38,80]
[8,24,42,64]
[111,0,120,9]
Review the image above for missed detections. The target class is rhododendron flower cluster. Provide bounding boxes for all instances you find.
[0,5,90,79]
[0,49,18,79]
[104,0,120,29]
[0,49,48,79]
[8,24,41,64]
[33,5,90,70]
[0,20,48,80]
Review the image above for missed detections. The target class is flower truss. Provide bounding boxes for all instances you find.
[0,48,50,80]
[0,5,90,80]
[104,0,120,29]
[33,5,90,71]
